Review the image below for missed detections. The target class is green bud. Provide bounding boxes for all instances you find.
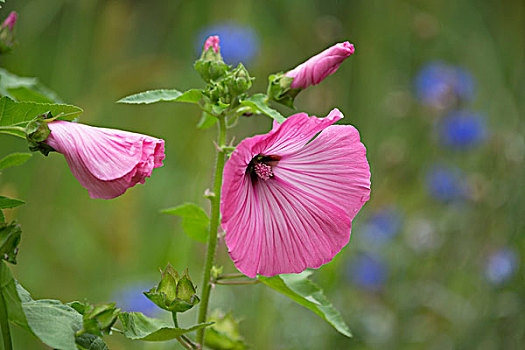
[69,301,120,336]
[228,63,253,95]
[25,112,56,156]
[267,72,301,109]
[144,264,200,313]
[194,45,229,83]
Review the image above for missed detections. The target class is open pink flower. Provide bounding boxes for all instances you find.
[204,35,220,53]
[285,41,355,89]
[221,109,371,277]
[45,120,165,199]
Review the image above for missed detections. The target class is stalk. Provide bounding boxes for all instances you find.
[0,265,13,350]
[196,116,227,346]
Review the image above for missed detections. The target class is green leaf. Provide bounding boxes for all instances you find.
[259,271,352,337]
[240,93,285,123]
[0,68,62,104]
[197,112,218,129]
[0,196,24,209]
[161,203,210,242]
[205,311,247,350]
[75,333,109,350]
[22,299,83,350]
[118,312,213,341]
[117,89,203,105]
[0,96,83,131]
[0,152,32,170]
[0,262,28,330]
[0,221,21,264]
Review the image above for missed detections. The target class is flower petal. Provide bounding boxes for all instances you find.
[221,109,370,277]
[46,121,165,199]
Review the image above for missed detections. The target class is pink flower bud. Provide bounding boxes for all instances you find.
[1,11,17,32]
[285,41,355,89]
[204,35,220,53]
[44,121,165,199]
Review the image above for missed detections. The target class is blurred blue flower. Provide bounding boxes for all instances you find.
[112,282,157,316]
[197,22,259,65]
[439,110,486,149]
[485,248,518,285]
[362,207,403,246]
[348,253,388,291]
[425,164,467,202]
[414,62,475,108]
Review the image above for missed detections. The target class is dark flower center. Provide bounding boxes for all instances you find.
[247,154,281,183]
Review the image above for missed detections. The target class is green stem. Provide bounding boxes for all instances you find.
[216,273,247,280]
[215,280,260,286]
[196,116,227,346]
[0,278,13,350]
[0,126,26,139]
[172,312,178,327]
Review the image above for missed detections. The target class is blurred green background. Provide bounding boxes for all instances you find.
[0,0,524,348]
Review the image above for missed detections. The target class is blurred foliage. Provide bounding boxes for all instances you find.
[0,0,523,349]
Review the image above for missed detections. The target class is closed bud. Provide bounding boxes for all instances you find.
[0,11,17,54]
[144,264,200,313]
[228,63,253,95]
[195,35,229,82]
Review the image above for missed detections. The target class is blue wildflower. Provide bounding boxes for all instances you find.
[362,207,403,246]
[485,248,518,285]
[414,62,475,108]
[112,282,158,316]
[197,22,259,65]
[425,164,466,202]
[348,253,388,291]
[440,110,486,149]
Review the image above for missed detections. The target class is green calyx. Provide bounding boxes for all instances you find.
[25,112,56,156]
[144,264,200,313]
[68,301,121,337]
[267,72,301,109]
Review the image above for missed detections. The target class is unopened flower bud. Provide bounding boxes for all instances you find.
[0,11,18,54]
[228,63,253,95]
[144,264,200,313]
[195,35,229,82]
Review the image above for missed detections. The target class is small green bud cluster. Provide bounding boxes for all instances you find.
[144,263,200,313]
[195,37,254,111]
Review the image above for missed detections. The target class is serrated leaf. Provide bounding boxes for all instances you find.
[259,271,352,337]
[197,112,218,129]
[0,152,32,170]
[161,203,209,242]
[0,96,82,132]
[117,89,202,105]
[118,312,212,341]
[0,196,24,209]
[22,299,83,350]
[240,93,285,123]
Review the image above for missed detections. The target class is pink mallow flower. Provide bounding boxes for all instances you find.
[221,109,371,277]
[1,11,17,31]
[45,120,165,200]
[204,35,220,53]
[285,41,355,89]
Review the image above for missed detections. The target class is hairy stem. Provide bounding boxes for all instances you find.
[0,266,13,350]
[196,116,227,346]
